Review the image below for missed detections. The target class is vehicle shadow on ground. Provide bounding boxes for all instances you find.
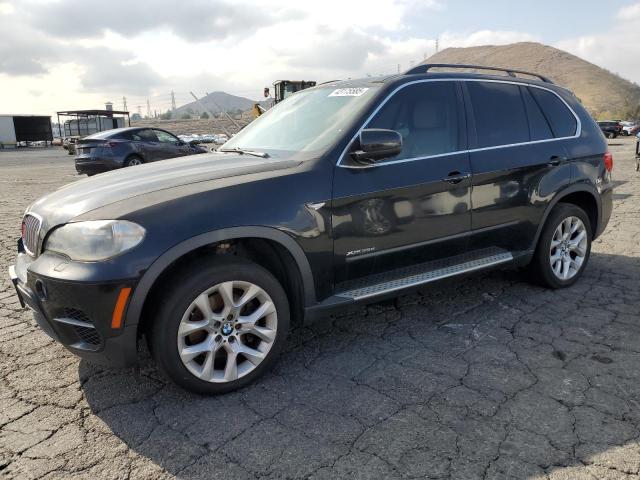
[81,251,640,479]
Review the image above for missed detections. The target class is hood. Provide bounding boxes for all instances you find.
[28,152,300,230]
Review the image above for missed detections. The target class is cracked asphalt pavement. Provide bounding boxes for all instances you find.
[1,140,639,479]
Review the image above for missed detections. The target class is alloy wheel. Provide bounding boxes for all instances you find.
[549,216,588,280]
[177,281,278,383]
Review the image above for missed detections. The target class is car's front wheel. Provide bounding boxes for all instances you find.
[148,256,290,394]
[528,203,592,289]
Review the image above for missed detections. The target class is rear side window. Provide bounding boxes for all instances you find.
[135,129,158,142]
[529,87,577,138]
[367,81,462,160]
[467,82,529,148]
[521,87,553,141]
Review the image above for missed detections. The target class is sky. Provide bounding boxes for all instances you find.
[0,0,639,117]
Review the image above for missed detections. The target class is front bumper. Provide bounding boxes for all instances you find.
[9,253,139,368]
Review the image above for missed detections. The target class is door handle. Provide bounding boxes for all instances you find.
[547,155,567,167]
[442,171,471,184]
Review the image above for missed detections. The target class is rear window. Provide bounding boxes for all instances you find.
[529,87,577,138]
[467,81,529,148]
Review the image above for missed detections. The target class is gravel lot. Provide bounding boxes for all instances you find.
[1,140,639,479]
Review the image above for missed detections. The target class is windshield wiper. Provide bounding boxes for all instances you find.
[219,147,270,158]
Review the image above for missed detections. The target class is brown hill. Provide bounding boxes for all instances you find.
[424,42,640,119]
[131,110,253,136]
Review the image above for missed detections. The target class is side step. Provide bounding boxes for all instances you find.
[336,248,513,301]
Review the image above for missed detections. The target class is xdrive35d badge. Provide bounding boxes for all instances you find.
[10,64,613,394]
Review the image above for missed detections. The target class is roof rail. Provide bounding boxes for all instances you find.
[404,63,554,84]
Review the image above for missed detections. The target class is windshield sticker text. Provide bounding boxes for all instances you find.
[329,88,369,97]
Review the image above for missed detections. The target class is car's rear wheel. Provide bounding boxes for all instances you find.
[527,203,592,289]
[125,155,143,167]
[148,256,290,394]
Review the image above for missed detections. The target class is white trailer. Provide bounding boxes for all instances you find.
[0,114,52,149]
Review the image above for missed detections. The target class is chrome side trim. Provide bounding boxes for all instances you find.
[337,78,582,169]
[53,317,96,329]
[337,251,513,301]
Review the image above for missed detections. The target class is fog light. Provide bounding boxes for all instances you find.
[34,279,48,301]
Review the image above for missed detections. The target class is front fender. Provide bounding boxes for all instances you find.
[124,226,316,327]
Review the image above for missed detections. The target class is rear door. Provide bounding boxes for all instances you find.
[332,80,472,284]
[464,81,575,253]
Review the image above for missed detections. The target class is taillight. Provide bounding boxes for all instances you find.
[106,141,119,148]
[21,221,26,240]
[604,152,613,172]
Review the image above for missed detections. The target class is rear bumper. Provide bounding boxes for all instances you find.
[75,156,120,175]
[596,186,613,239]
[9,258,139,368]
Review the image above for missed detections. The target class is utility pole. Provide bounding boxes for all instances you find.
[122,96,127,112]
[435,38,439,53]
[137,105,142,117]
[146,99,151,119]
[397,63,401,73]
[171,90,176,114]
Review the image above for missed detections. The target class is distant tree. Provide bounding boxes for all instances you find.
[200,112,210,119]
[186,107,195,115]
[131,113,142,121]
[159,110,172,120]
[181,113,192,120]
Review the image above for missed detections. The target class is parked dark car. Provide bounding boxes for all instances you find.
[74,127,207,175]
[597,120,623,139]
[10,64,614,394]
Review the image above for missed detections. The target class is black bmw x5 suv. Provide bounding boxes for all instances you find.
[10,64,613,394]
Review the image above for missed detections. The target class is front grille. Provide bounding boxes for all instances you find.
[22,214,42,256]
[74,325,102,346]
[64,307,91,323]
[62,308,103,347]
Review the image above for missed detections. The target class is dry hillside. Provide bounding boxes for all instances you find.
[131,110,253,136]
[425,42,640,119]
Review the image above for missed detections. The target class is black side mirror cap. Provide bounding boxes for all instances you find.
[350,128,403,164]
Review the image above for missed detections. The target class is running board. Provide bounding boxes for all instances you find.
[336,248,513,301]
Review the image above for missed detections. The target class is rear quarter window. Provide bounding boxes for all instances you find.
[521,86,553,141]
[529,87,577,138]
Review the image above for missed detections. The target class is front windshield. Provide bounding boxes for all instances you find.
[222,85,379,156]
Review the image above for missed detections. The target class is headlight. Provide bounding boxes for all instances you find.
[45,220,145,261]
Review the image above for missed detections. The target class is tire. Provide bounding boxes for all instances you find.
[527,203,592,289]
[125,155,144,167]
[148,256,290,394]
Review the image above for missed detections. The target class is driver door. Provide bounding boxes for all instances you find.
[331,80,472,284]
[153,129,191,159]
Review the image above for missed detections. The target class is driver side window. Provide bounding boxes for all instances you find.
[367,81,462,161]
[154,130,179,143]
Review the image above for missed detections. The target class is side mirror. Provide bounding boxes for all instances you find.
[188,139,200,146]
[350,129,402,164]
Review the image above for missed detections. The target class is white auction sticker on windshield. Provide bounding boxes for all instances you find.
[329,88,369,97]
